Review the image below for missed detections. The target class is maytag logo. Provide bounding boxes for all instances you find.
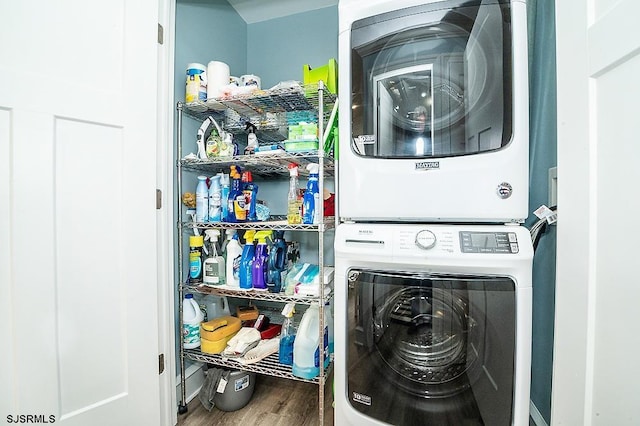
[353,134,375,144]
[358,230,373,234]
[352,392,372,406]
[415,161,440,170]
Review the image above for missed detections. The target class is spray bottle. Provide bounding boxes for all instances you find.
[302,163,320,224]
[267,230,287,293]
[224,229,242,288]
[239,230,257,290]
[251,231,272,290]
[195,175,208,223]
[202,229,225,285]
[244,122,258,155]
[279,303,296,365]
[227,165,246,222]
[287,163,302,224]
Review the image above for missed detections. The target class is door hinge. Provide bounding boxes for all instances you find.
[157,23,164,45]
[156,189,162,209]
[158,353,165,374]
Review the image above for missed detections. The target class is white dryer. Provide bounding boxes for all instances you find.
[337,0,529,223]
[334,223,533,425]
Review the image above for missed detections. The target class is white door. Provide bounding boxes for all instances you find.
[0,1,162,425]
[553,1,640,425]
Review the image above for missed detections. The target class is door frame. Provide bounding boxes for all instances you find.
[158,0,178,424]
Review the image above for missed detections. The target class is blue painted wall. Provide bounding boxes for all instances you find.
[526,0,557,423]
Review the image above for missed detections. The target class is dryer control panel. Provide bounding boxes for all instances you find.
[459,231,519,254]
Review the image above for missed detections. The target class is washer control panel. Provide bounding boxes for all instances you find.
[415,230,437,249]
[459,231,519,254]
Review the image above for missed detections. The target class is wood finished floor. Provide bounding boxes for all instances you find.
[178,373,334,426]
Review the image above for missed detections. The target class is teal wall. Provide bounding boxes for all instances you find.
[247,6,338,89]
[526,0,557,423]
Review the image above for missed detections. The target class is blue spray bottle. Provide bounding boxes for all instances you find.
[302,163,320,224]
[267,230,287,293]
[219,173,229,222]
[242,171,258,222]
[239,230,257,290]
[251,231,272,290]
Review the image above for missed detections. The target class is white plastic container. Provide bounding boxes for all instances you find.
[203,295,231,320]
[225,230,242,288]
[183,293,204,349]
[195,175,208,223]
[292,305,329,379]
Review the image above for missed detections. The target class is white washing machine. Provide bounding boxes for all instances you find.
[337,0,529,223]
[334,223,533,425]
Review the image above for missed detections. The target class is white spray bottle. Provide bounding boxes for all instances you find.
[203,229,225,285]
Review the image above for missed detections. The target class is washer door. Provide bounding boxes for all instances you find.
[346,269,516,425]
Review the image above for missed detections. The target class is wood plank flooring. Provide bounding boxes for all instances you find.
[178,373,334,426]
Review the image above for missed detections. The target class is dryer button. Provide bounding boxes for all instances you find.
[416,230,437,250]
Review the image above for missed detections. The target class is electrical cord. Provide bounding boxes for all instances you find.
[530,205,557,250]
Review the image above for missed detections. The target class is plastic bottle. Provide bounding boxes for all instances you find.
[292,305,329,379]
[207,175,222,222]
[242,171,259,222]
[219,173,230,222]
[202,229,225,285]
[251,231,272,290]
[239,230,257,290]
[244,122,258,155]
[188,235,204,283]
[228,166,246,222]
[302,164,320,224]
[279,303,296,365]
[224,230,242,288]
[195,175,208,223]
[183,293,205,349]
[287,163,302,224]
[325,300,334,354]
[267,230,287,293]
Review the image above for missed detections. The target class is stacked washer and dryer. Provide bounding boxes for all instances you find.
[334,0,533,425]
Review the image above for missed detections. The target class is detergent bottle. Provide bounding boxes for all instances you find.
[287,163,302,224]
[267,230,287,293]
[202,229,225,285]
[302,163,320,224]
[242,171,258,222]
[278,303,296,365]
[239,230,257,290]
[188,235,204,283]
[224,230,242,288]
[292,304,329,379]
[207,174,222,222]
[183,293,205,349]
[251,231,272,290]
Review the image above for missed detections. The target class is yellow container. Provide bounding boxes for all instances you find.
[200,316,241,354]
[303,58,338,94]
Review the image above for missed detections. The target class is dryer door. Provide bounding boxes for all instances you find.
[346,269,516,425]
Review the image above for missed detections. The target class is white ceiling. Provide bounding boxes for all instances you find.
[227,0,338,24]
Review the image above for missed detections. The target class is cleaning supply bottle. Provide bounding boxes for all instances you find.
[219,173,230,222]
[242,171,258,222]
[251,231,272,290]
[325,300,334,355]
[183,293,205,349]
[195,175,208,223]
[224,230,242,288]
[188,235,205,283]
[267,230,287,293]
[302,164,320,224]
[292,305,329,379]
[228,166,246,222]
[207,174,222,222]
[244,122,258,155]
[287,163,302,224]
[239,230,257,290]
[279,303,296,365]
[202,229,225,285]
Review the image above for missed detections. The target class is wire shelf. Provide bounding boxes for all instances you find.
[183,350,331,385]
[181,216,335,232]
[182,283,333,305]
[179,151,334,179]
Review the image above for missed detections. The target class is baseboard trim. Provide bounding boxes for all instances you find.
[176,361,204,405]
[530,400,549,426]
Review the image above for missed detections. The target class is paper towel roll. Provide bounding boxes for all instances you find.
[207,61,230,99]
